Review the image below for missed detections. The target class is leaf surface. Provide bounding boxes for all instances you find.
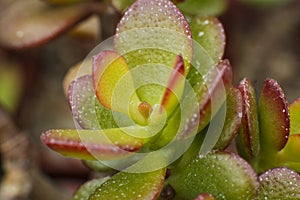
[89,168,166,200]
[259,78,289,155]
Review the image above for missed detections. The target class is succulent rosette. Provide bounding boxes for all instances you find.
[40,0,300,199]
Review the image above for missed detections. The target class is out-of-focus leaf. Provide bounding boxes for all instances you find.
[43,0,87,6]
[40,128,145,160]
[73,177,109,200]
[259,79,289,155]
[236,78,260,162]
[190,17,225,64]
[115,0,193,106]
[69,15,100,40]
[239,0,292,7]
[214,88,242,150]
[289,98,300,135]
[258,167,300,199]
[177,0,227,16]
[89,168,166,200]
[0,54,23,112]
[0,0,98,50]
[111,0,135,12]
[168,152,258,200]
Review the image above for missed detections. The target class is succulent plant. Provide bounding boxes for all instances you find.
[40,0,300,199]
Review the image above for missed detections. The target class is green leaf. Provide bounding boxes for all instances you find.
[259,78,289,155]
[68,75,100,129]
[73,177,109,200]
[190,16,225,64]
[0,54,22,112]
[168,152,258,200]
[115,0,193,106]
[194,59,232,133]
[290,98,300,135]
[92,50,148,125]
[40,128,145,160]
[258,167,300,200]
[152,59,232,149]
[177,0,227,16]
[0,0,97,50]
[89,168,166,200]
[236,78,260,162]
[214,87,242,150]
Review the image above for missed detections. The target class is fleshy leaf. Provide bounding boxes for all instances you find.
[168,152,258,200]
[194,59,232,133]
[92,50,147,125]
[0,0,98,50]
[236,78,260,161]
[214,87,242,150]
[160,54,185,116]
[152,59,232,148]
[73,177,109,200]
[68,75,100,129]
[40,128,145,160]
[290,98,300,135]
[259,78,289,155]
[89,168,166,200]
[111,0,135,12]
[258,167,300,199]
[190,16,225,64]
[194,193,216,200]
[115,0,193,105]
[177,0,227,16]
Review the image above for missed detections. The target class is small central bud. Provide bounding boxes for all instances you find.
[138,101,152,119]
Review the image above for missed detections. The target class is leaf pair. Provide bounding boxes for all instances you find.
[236,78,300,172]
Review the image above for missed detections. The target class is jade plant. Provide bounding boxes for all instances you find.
[40,0,300,199]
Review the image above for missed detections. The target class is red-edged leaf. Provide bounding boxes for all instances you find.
[259,78,290,155]
[194,59,232,134]
[258,167,300,199]
[214,87,242,150]
[236,78,260,161]
[89,168,166,200]
[68,75,99,129]
[115,0,193,106]
[40,128,145,160]
[92,50,147,125]
[160,54,185,115]
[0,0,98,50]
[153,59,232,147]
[290,98,300,135]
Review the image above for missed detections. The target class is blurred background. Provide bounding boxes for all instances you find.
[0,0,299,199]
